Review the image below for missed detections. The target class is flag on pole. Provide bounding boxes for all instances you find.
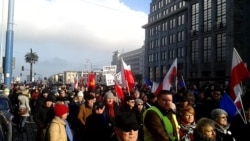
[230,48,249,109]
[162,58,178,90]
[219,92,237,120]
[121,58,135,92]
[114,80,124,102]
[87,73,96,90]
[178,75,186,89]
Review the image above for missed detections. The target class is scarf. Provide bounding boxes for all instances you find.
[180,122,196,141]
[65,120,73,141]
[106,103,115,118]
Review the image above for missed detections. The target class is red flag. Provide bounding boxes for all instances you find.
[121,58,135,92]
[74,77,78,89]
[162,58,177,90]
[230,48,249,108]
[87,73,96,89]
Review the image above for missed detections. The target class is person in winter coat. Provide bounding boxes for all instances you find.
[85,101,114,141]
[179,105,196,141]
[33,96,55,141]
[48,103,73,141]
[210,108,236,141]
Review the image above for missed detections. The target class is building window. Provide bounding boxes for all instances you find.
[217,0,226,27]
[216,33,226,61]
[203,36,212,63]
[203,0,212,32]
[177,47,184,57]
[168,49,175,59]
[191,40,198,64]
[149,67,153,80]
[191,3,199,32]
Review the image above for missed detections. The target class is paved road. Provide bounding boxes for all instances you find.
[12,117,37,141]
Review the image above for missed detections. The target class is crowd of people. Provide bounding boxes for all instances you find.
[2,82,250,141]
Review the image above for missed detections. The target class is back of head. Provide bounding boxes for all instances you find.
[195,118,215,133]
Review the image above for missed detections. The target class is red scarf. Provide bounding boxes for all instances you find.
[106,103,115,118]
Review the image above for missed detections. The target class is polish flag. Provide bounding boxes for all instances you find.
[162,58,177,90]
[121,58,135,92]
[230,48,249,109]
[114,80,124,101]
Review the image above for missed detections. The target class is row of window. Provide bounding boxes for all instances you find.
[191,33,226,64]
[191,0,226,32]
[148,47,184,63]
[150,1,186,23]
[149,30,185,49]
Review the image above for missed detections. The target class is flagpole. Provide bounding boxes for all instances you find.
[126,80,131,96]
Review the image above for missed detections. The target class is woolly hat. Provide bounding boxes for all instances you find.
[77,91,84,97]
[104,91,115,99]
[42,88,50,94]
[54,104,69,117]
[210,108,228,120]
[135,99,143,105]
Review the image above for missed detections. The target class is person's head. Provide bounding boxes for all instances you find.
[157,90,173,111]
[45,96,55,107]
[135,98,144,111]
[180,105,195,124]
[59,89,66,97]
[93,101,105,114]
[147,93,157,103]
[212,88,222,101]
[42,88,50,98]
[211,108,228,127]
[133,90,140,99]
[76,91,84,102]
[104,91,115,104]
[195,118,216,139]
[125,95,135,109]
[114,112,139,141]
[84,93,95,108]
[54,103,69,120]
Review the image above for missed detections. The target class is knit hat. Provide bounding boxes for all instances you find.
[54,104,69,117]
[135,99,143,105]
[210,108,228,120]
[42,88,50,94]
[104,91,115,99]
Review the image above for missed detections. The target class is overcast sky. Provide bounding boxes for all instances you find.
[0,0,150,79]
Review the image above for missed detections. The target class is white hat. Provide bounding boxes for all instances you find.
[77,91,84,97]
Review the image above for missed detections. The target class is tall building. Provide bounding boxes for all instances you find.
[143,0,250,84]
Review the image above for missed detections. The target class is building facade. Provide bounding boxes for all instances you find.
[111,46,145,82]
[143,0,250,84]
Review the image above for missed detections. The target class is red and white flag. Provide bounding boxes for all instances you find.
[230,48,249,109]
[121,58,135,92]
[74,77,78,89]
[162,58,177,90]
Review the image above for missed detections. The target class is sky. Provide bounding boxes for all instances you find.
[0,0,151,80]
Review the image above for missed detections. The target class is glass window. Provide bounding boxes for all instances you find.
[216,33,226,61]
[203,36,212,63]
[191,40,198,64]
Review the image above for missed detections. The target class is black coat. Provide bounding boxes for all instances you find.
[33,104,54,128]
[85,112,114,141]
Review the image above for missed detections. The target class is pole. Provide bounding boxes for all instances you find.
[30,48,33,82]
[4,0,14,88]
